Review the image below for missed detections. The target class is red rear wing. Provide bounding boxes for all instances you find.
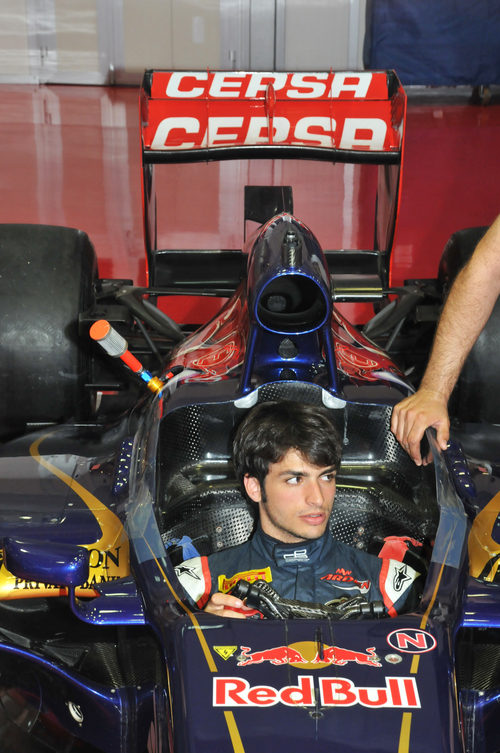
[139,70,406,296]
[141,70,405,162]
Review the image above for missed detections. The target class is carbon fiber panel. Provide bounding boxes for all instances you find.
[456,629,500,691]
[158,385,438,556]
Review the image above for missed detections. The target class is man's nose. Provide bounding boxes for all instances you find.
[304,480,324,506]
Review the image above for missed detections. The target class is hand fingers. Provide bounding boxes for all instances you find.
[406,433,423,465]
[435,420,450,452]
[210,592,244,610]
[391,391,452,465]
[391,401,423,465]
[390,403,401,438]
[405,410,431,465]
[205,592,253,619]
[391,400,417,450]
[422,448,434,466]
[219,608,247,619]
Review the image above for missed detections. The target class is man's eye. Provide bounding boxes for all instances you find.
[286,476,301,485]
[321,473,336,483]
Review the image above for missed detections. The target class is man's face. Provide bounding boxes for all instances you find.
[243,448,337,544]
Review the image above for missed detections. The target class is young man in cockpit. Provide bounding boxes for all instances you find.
[176,400,421,618]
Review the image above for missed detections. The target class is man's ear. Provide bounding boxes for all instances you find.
[243,474,262,503]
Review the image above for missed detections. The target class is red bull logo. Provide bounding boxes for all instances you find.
[213,675,420,709]
[314,644,381,667]
[236,641,381,668]
[238,645,307,667]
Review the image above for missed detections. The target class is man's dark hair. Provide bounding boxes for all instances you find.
[232,400,342,489]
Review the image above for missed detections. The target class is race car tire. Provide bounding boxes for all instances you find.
[438,226,500,423]
[438,226,488,291]
[0,224,97,438]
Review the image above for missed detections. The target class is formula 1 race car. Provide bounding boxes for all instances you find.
[0,69,499,753]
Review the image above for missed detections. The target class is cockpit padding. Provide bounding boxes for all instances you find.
[158,382,438,558]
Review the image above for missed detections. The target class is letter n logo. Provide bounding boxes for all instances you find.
[387,629,437,654]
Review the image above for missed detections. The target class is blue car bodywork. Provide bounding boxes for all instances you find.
[0,70,499,753]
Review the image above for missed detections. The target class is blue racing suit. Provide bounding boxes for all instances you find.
[175,527,421,617]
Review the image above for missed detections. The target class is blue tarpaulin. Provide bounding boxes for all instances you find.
[364,0,500,86]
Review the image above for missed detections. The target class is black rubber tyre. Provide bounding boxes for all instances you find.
[438,226,500,423]
[438,226,488,291]
[0,224,97,438]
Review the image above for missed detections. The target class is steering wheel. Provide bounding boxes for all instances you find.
[229,579,385,620]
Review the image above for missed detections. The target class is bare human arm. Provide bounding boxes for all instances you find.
[391,214,500,465]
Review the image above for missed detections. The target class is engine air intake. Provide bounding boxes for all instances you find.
[256,274,328,334]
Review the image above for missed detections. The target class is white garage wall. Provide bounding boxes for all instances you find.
[0,0,31,81]
[276,0,366,70]
[0,0,108,84]
[120,0,222,82]
[0,0,366,85]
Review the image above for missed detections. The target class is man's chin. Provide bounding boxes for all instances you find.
[261,514,330,543]
[295,523,328,540]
